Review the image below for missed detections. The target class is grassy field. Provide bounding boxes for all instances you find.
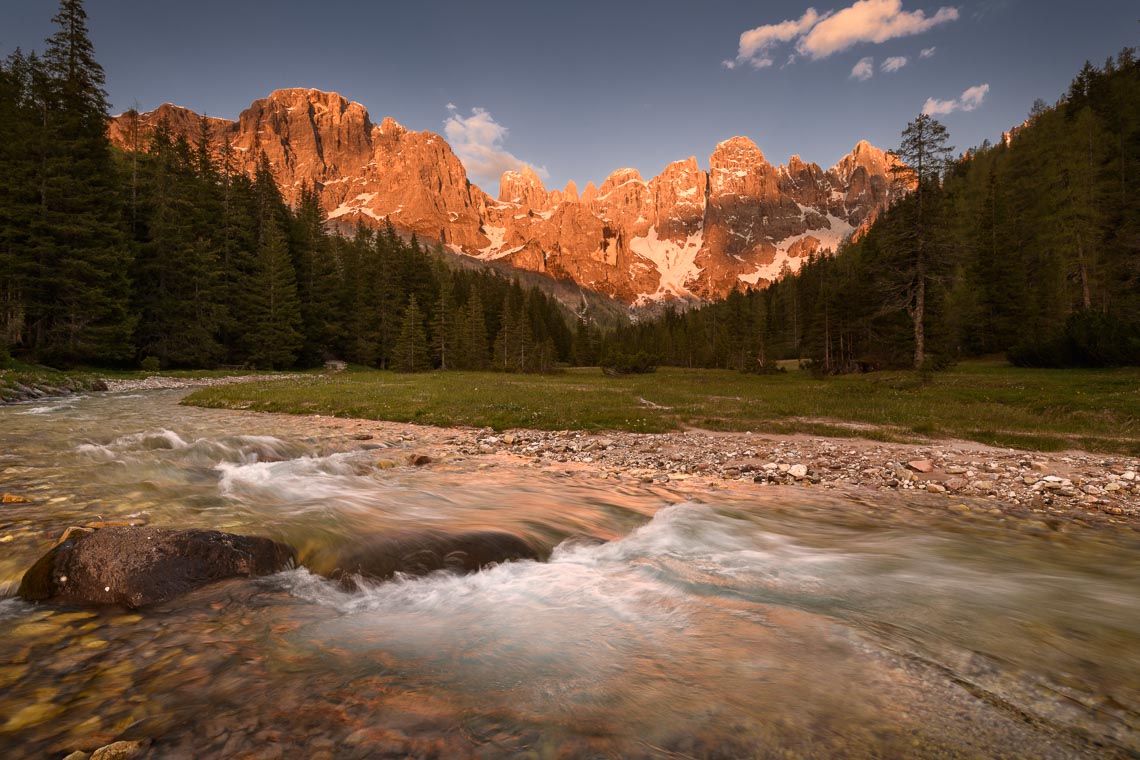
[183,362,1140,456]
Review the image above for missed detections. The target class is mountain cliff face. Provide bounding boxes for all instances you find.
[111,89,904,304]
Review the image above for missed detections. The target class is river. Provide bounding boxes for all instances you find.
[0,390,1137,758]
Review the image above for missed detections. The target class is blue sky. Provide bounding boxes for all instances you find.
[3,1,1136,193]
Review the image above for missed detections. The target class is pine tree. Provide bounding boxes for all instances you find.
[24,0,134,364]
[431,271,459,369]
[393,295,430,372]
[457,288,489,370]
[291,183,340,365]
[0,51,38,352]
[885,113,955,368]
[245,217,303,368]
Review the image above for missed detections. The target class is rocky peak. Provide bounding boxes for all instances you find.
[593,169,649,231]
[107,89,900,306]
[709,136,778,202]
[107,103,235,150]
[498,165,550,209]
[829,140,894,185]
[597,168,644,197]
[378,116,406,138]
[648,157,707,240]
[224,88,376,202]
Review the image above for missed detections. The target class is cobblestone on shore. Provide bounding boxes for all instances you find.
[320,419,1139,525]
[102,374,305,392]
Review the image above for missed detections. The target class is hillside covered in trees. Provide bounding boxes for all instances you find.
[2,2,1136,376]
[0,1,574,372]
[607,52,1140,371]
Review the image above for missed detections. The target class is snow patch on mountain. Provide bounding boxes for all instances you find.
[630,226,704,303]
[738,212,854,285]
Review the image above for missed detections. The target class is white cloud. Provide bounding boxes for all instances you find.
[958,83,989,110]
[922,83,989,115]
[920,46,936,58]
[850,57,875,80]
[442,106,548,189]
[728,8,822,69]
[445,102,457,111]
[726,1,957,72]
[880,55,907,72]
[797,0,959,59]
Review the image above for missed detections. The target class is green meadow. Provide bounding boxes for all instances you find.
[183,362,1140,456]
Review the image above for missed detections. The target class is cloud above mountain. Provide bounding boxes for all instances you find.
[922,83,990,115]
[851,57,875,80]
[443,105,547,189]
[881,56,908,72]
[726,0,958,70]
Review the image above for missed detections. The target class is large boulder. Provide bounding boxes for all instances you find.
[18,526,295,608]
[327,530,544,584]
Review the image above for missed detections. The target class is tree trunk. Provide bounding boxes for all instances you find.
[1076,232,1092,310]
[913,265,926,369]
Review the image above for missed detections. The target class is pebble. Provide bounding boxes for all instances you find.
[445,428,1139,523]
[90,741,148,760]
[102,375,304,393]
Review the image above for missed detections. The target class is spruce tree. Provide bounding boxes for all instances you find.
[885,113,954,368]
[431,271,459,370]
[393,295,430,372]
[0,51,38,352]
[26,0,134,364]
[457,288,489,370]
[245,217,303,368]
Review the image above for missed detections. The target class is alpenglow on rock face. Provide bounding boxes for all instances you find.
[111,89,904,304]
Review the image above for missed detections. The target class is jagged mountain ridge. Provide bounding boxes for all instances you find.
[109,88,903,304]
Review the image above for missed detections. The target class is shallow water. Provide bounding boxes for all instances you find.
[0,391,1137,758]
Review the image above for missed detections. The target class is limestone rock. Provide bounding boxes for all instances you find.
[499,166,550,210]
[323,530,544,583]
[109,92,901,305]
[18,527,295,608]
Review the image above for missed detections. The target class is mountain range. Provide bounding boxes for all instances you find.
[109,88,904,304]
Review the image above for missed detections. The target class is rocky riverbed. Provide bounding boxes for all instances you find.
[96,373,1140,526]
[6,373,1138,527]
[3,389,1138,759]
[233,411,1139,529]
[102,374,306,393]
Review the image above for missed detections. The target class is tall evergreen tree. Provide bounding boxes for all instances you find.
[245,217,303,368]
[457,288,489,370]
[431,270,459,370]
[393,294,430,372]
[23,0,134,364]
[885,113,955,368]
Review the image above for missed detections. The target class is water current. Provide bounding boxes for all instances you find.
[0,390,1137,758]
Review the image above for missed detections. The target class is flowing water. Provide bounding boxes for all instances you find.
[0,391,1137,758]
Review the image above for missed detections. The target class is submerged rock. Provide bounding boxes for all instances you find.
[328,530,544,584]
[17,526,295,608]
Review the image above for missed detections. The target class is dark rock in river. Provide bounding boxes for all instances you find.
[17,526,296,608]
[329,530,544,584]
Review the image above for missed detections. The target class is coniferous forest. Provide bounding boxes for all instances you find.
[0,1,573,372]
[608,52,1140,372]
[1,1,1137,375]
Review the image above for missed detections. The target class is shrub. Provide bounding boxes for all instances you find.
[600,351,657,375]
[140,356,161,373]
[1009,311,1140,368]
